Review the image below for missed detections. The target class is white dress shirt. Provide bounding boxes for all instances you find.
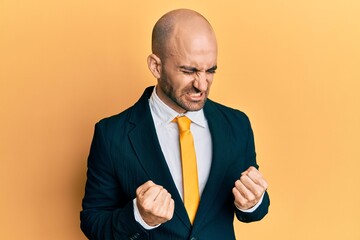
[148,87,213,198]
[133,87,263,229]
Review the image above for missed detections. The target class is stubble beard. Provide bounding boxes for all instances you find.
[160,81,209,112]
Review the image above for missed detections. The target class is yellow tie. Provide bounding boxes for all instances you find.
[174,116,200,224]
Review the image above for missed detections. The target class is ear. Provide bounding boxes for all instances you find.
[147,54,162,79]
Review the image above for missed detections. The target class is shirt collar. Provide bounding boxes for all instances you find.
[149,86,207,128]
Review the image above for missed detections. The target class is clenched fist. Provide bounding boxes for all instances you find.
[136,180,175,226]
[232,166,268,210]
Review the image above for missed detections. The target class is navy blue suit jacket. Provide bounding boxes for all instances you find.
[81,86,270,240]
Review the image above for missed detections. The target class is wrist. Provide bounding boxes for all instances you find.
[133,198,161,230]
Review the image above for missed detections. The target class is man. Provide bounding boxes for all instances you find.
[81,9,270,240]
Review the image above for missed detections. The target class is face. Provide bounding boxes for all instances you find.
[156,32,218,113]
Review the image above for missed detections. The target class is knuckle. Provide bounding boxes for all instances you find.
[240,175,248,182]
[254,188,263,198]
[150,185,161,192]
[142,200,153,211]
[234,193,245,203]
[166,212,173,220]
[248,194,256,202]
[151,205,160,214]
[142,205,152,212]
[238,198,247,206]
[249,166,257,171]
[233,188,241,199]
[136,187,142,196]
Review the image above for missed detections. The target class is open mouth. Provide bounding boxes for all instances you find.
[186,92,204,101]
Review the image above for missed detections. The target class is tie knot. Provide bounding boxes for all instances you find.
[174,116,191,132]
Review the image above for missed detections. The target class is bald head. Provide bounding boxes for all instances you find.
[151,9,217,60]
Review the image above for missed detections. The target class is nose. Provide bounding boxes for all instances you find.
[193,72,208,92]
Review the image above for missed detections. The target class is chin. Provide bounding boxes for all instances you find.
[184,102,206,112]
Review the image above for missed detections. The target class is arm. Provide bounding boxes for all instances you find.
[233,114,270,222]
[233,167,270,222]
[80,123,174,239]
[80,123,148,240]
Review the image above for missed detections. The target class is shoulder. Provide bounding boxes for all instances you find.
[96,87,152,129]
[205,99,251,124]
[97,107,132,126]
[93,106,134,141]
[204,99,255,151]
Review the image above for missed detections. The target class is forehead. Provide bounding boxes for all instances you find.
[166,31,218,68]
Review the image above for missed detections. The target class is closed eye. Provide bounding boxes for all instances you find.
[179,66,198,75]
[179,65,217,74]
[206,65,217,74]
[182,70,195,75]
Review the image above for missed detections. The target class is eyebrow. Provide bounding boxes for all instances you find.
[179,65,217,72]
[207,65,218,72]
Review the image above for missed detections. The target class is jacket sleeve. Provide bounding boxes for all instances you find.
[234,114,270,222]
[80,123,148,240]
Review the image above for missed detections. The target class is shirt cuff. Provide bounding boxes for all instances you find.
[236,193,265,213]
[133,198,161,230]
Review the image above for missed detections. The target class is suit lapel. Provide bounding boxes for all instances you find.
[127,87,191,229]
[192,100,232,231]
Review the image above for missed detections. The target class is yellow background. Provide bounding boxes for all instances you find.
[1,1,359,239]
